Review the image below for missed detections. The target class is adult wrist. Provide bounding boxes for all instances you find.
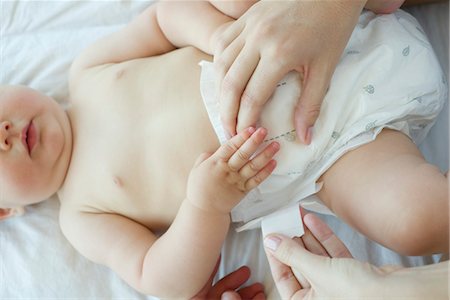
[377,262,448,299]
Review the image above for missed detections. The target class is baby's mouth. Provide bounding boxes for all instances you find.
[22,121,37,155]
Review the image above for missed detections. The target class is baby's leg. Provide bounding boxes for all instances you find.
[318,129,448,256]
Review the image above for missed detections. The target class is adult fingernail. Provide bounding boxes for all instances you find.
[264,236,281,251]
[221,292,235,300]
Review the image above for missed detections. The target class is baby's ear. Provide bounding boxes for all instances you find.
[0,207,25,220]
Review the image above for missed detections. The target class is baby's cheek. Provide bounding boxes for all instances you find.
[12,169,37,193]
[43,124,65,156]
[8,164,47,203]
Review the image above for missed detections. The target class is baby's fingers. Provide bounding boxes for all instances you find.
[245,159,277,191]
[214,126,256,161]
[227,127,268,171]
[239,141,279,179]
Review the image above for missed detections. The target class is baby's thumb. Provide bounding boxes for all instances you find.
[264,234,329,281]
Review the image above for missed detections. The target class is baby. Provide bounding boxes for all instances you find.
[0,1,448,298]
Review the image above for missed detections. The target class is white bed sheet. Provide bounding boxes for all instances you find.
[0,1,448,299]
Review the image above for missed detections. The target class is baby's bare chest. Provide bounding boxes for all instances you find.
[63,55,219,228]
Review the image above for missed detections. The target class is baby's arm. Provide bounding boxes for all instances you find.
[60,128,279,298]
[156,1,236,54]
[70,2,238,81]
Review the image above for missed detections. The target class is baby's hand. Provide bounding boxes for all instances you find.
[187,127,279,215]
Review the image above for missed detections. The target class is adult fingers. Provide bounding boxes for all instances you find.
[236,282,265,299]
[213,266,251,296]
[219,45,260,136]
[221,291,240,300]
[235,57,287,133]
[303,213,353,258]
[294,64,331,144]
[215,38,245,136]
[299,208,330,258]
[194,256,221,298]
[265,249,302,299]
[212,19,245,57]
[300,224,329,257]
[291,237,311,289]
[264,234,331,282]
[221,289,266,300]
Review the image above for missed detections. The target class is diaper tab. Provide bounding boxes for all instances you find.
[261,203,304,238]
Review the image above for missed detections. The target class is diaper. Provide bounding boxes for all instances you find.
[199,10,447,232]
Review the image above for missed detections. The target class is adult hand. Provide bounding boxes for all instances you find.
[192,258,265,300]
[264,213,448,299]
[211,0,366,144]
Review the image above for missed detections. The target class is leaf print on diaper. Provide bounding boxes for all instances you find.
[363,85,375,94]
[284,131,296,142]
[408,96,423,104]
[365,121,377,131]
[331,131,340,140]
[402,46,410,56]
[415,26,425,35]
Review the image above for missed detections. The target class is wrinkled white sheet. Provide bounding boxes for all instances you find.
[0,1,447,299]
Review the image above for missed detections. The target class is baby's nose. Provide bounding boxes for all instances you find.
[0,121,12,151]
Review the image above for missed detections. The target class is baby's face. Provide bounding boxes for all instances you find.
[0,85,72,209]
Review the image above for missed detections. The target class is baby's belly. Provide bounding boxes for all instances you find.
[64,47,221,231]
[99,48,220,229]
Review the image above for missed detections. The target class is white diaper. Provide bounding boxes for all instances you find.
[199,10,447,232]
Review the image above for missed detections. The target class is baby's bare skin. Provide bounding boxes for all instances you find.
[59,48,218,231]
[56,38,279,297]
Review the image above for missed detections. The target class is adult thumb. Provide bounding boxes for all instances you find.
[264,234,330,282]
[294,66,330,145]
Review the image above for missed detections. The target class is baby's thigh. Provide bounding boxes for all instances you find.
[317,129,448,255]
